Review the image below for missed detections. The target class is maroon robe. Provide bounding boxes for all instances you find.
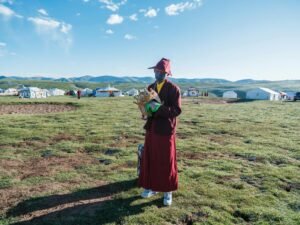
[138,79,182,192]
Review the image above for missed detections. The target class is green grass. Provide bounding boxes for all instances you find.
[0,96,299,225]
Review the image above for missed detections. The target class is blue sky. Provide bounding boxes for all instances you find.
[0,0,300,80]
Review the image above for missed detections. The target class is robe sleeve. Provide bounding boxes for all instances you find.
[155,86,181,118]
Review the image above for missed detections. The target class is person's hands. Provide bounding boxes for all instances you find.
[149,88,161,103]
[145,100,161,117]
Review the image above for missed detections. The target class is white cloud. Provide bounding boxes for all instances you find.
[76,12,81,16]
[28,15,73,50]
[0,3,22,18]
[107,14,123,25]
[83,0,90,2]
[0,42,6,47]
[28,17,72,35]
[165,0,203,16]
[144,8,159,18]
[106,29,114,34]
[38,8,48,16]
[28,17,60,30]
[99,0,127,12]
[129,13,138,21]
[124,34,136,40]
[60,22,72,34]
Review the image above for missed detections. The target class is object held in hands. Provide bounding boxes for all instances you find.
[145,100,161,117]
[134,88,161,119]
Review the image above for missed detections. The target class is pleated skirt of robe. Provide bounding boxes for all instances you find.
[138,124,178,192]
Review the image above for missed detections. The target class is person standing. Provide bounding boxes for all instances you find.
[77,89,81,99]
[138,58,182,206]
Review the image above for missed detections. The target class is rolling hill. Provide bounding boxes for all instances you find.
[0,75,300,98]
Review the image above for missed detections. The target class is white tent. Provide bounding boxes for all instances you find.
[49,88,65,96]
[19,87,47,98]
[246,87,280,101]
[81,88,93,97]
[4,88,18,96]
[93,86,122,97]
[127,88,139,96]
[187,87,199,97]
[42,89,51,97]
[0,88,4,93]
[223,91,238,99]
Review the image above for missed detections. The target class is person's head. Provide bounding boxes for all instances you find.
[148,58,172,83]
[154,68,167,83]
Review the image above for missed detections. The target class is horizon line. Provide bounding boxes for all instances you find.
[1,74,300,82]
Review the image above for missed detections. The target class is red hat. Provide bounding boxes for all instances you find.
[148,58,172,76]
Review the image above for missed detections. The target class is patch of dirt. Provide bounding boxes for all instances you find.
[0,154,96,180]
[208,135,228,145]
[0,154,99,213]
[109,161,136,171]
[52,133,85,142]
[182,98,232,105]
[11,140,48,150]
[177,151,234,160]
[177,151,208,160]
[0,104,76,115]
[179,211,209,224]
[176,132,196,140]
[109,135,141,148]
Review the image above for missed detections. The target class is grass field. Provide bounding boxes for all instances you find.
[0,96,299,225]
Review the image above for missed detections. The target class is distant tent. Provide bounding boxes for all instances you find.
[81,88,93,97]
[19,87,47,98]
[93,86,122,97]
[126,88,139,96]
[66,90,77,96]
[187,87,199,97]
[4,88,18,96]
[42,89,51,97]
[285,91,296,100]
[49,88,65,96]
[246,87,280,101]
[223,91,238,99]
[0,88,4,93]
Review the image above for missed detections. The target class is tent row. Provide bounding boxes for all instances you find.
[0,88,19,96]
[1,85,141,99]
[245,88,295,101]
[3,85,295,100]
[182,87,298,101]
[19,88,66,98]
[92,87,141,97]
[0,87,66,98]
[224,88,295,100]
[182,88,209,97]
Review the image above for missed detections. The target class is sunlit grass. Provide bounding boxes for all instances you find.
[0,96,299,225]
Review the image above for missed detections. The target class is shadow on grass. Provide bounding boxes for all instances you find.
[8,179,161,225]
